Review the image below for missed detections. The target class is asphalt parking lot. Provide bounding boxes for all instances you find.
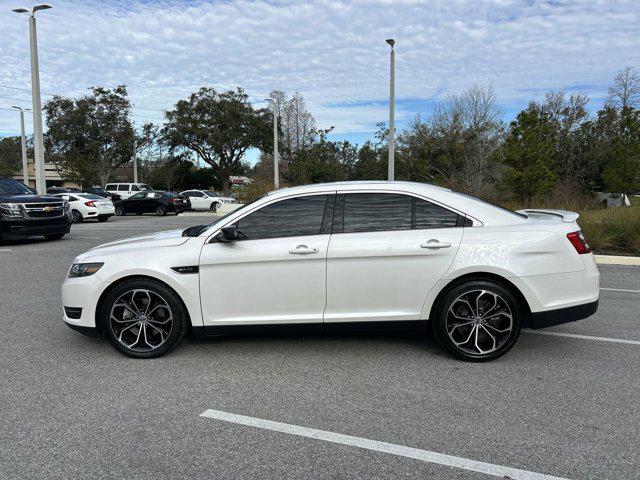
[1,215,639,480]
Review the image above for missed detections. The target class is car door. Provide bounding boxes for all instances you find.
[199,193,334,326]
[140,192,158,213]
[324,191,464,323]
[125,192,145,213]
[188,191,206,209]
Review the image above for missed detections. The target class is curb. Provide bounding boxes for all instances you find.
[595,255,640,266]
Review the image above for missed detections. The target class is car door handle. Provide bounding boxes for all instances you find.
[420,239,452,249]
[289,245,319,255]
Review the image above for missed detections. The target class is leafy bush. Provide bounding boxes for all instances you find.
[579,206,640,255]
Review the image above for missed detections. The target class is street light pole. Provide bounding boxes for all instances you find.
[386,38,395,181]
[265,98,279,189]
[133,137,138,183]
[13,4,52,195]
[12,106,30,186]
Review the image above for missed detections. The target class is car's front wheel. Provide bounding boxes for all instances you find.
[432,280,522,361]
[101,278,188,358]
[115,206,125,216]
[156,205,167,216]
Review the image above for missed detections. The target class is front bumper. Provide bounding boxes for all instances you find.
[0,216,71,239]
[529,299,599,329]
[61,273,105,331]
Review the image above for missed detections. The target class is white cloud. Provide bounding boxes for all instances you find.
[0,0,638,140]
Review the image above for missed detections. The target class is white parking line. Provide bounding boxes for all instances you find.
[0,248,12,252]
[199,409,569,480]
[71,236,102,239]
[525,330,640,346]
[601,287,640,294]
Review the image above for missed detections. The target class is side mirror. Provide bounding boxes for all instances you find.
[216,225,239,242]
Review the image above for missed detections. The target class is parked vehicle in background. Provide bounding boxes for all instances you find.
[61,181,599,360]
[180,190,235,212]
[83,186,121,203]
[0,177,71,241]
[114,190,189,216]
[104,183,153,200]
[47,186,81,194]
[53,193,115,223]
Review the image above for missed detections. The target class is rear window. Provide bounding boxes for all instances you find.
[0,178,33,195]
[78,194,103,200]
[105,184,115,190]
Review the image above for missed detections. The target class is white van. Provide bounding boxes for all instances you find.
[104,183,153,200]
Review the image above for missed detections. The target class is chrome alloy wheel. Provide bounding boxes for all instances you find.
[109,289,173,352]
[446,289,513,356]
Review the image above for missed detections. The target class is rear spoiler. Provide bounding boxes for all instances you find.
[516,209,580,223]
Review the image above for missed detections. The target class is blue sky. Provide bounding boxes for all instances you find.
[1,0,639,164]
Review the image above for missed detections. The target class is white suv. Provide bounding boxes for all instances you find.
[61,181,599,361]
[105,183,152,200]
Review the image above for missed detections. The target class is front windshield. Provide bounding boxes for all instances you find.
[0,178,34,195]
[182,195,264,237]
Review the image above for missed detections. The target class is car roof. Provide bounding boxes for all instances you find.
[264,181,525,227]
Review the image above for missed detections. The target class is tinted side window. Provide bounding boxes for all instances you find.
[414,198,459,229]
[117,185,129,191]
[131,185,140,191]
[105,184,115,191]
[342,193,412,233]
[237,195,328,240]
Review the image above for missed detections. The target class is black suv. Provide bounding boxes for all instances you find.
[0,177,72,241]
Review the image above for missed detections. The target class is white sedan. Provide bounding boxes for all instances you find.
[61,181,599,361]
[54,193,115,223]
[180,190,235,211]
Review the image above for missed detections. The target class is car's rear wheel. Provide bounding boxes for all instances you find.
[71,210,83,223]
[432,280,522,361]
[210,202,218,213]
[115,206,125,216]
[156,205,167,216]
[101,279,188,358]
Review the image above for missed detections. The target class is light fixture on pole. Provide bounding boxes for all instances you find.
[386,38,395,181]
[12,106,31,186]
[12,4,52,195]
[265,98,279,189]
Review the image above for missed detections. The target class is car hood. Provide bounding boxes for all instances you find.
[0,194,63,203]
[88,228,189,254]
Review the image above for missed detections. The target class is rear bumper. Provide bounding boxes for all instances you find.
[0,217,71,239]
[529,299,599,329]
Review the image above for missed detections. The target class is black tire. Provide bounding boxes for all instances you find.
[71,210,83,223]
[210,202,218,213]
[156,205,167,216]
[97,215,109,222]
[44,233,65,240]
[431,280,522,362]
[115,205,125,216]
[100,278,189,359]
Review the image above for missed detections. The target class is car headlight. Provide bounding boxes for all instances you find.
[63,199,70,212]
[68,262,104,278]
[0,203,23,217]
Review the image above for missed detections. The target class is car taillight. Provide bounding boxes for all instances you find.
[567,230,592,254]
[84,201,96,207]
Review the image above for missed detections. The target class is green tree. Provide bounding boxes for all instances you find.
[0,136,22,177]
[287,130,354,185]
[501,102,558,205]
[162,87,271,195]
[44,85,135,186]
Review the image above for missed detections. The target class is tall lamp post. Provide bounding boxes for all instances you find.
[12,106,30,185]
[12,4,52,195]
[386,38,395,181]
[265,98,279,189]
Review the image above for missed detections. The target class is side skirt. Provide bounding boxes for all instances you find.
[192,320,428,339]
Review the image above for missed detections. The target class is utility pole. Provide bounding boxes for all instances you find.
[12,106,30,186]
[386,38,395,181]
[13,4,52,194]
[265,98,279,189]
[133,138,138,183]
